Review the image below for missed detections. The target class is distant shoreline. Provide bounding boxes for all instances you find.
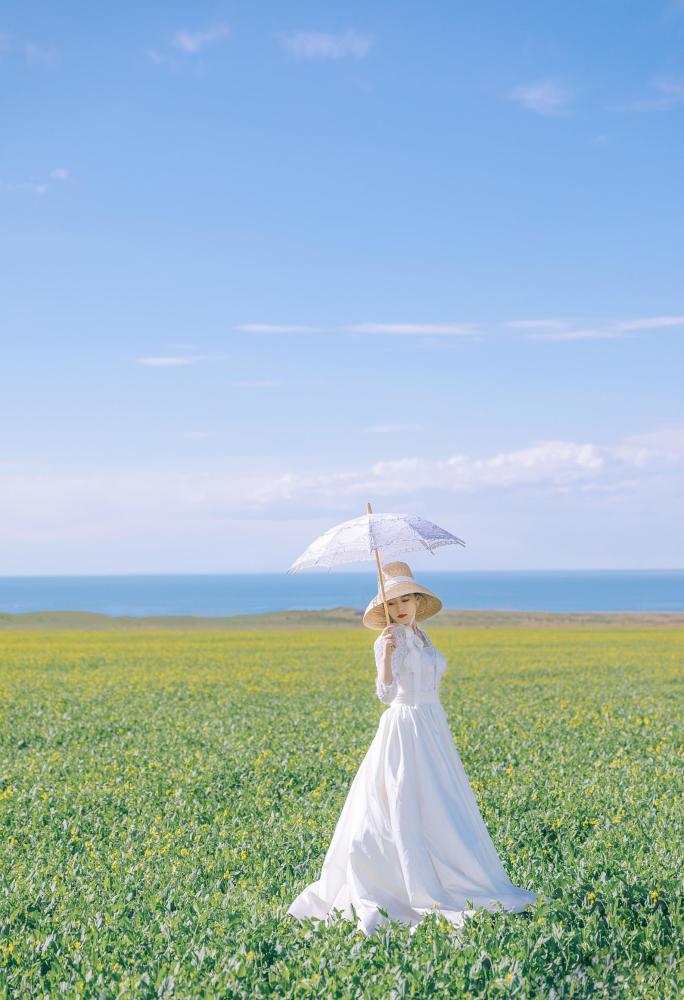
[1,607,683,631]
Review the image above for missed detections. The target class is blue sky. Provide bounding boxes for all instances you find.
[1,1,683,574]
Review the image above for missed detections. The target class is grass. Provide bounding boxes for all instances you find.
[0,627,682,997]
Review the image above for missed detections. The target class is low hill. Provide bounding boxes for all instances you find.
[0,607,682,631]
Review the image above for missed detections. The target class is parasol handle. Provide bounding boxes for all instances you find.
[367,501,391,627]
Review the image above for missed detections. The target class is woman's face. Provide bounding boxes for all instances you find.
[387,593,418,625]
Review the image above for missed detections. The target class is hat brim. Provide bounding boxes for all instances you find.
[362,582,443,630]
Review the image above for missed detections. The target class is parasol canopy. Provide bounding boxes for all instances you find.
[287,505,466,627]
[287,511,465,573]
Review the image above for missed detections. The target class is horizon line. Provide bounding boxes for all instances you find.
[0,567,682,578]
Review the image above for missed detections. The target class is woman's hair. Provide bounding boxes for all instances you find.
[394,592,425,611]
[412,592,426,612]
[388,591,425,617]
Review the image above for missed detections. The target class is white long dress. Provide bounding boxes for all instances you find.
[287,622,538,937]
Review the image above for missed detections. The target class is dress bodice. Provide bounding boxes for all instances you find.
[373,624,447,705]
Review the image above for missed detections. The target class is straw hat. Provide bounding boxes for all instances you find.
[362,561,442,630]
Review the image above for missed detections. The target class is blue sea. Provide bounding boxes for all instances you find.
[0,570,682,617]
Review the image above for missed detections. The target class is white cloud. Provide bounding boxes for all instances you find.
[611,426,684,467]
[172,24,231,54]
[607,77,684,112]
[279,30,374,60]
[612,315,684,331]
[347,323,476,335]
[524,315,684,340]
[237,322,478,336]
[501,319,567,331]
[146,23,230,65]
[0,34,57,66]
[2,428,681,546]
[507,79,575,115]
[368,440,606,493]
[234,315,683,341]
[3,180,49,196]
[135,355,225,367]
[236,324,327,334]
[524,328,630,341]
[1,166,70,197]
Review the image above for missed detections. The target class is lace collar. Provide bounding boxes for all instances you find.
[398,623,430,648]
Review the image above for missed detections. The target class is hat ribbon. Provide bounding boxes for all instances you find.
[381,574,418,588]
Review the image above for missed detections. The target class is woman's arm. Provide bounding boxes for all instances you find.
[374,627,399,704]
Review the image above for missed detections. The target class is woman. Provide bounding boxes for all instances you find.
[287,561,538,936]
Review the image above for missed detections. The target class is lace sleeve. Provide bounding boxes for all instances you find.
[373,632,399,704]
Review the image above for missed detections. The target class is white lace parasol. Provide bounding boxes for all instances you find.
[287,504,466,625]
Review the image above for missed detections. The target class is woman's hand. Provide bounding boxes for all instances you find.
[380,624,397,658]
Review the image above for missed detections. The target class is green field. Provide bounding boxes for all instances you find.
[1,628,682,997]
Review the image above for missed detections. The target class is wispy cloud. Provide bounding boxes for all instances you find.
[507,79,575,116]
[1,166,70,197]
[0,33,58,67]
[279,30,374,60]
[238,322,476,336]
[347,323,476,335]
[235,315,684,341]
[235,323,476,336]
[607,77,684,112]
[612,315,684,331]
[502,319,567,331]
[236,324,327,334]
[135,355,225,367]
[146,23,231,65]
[610,426,684,467]
[524,328,629,342]
[522,315,684,341]
[2,180,49,196]
[172,23,231,54]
